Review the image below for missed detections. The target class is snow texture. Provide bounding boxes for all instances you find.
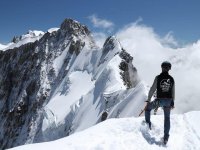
[0,43,7,50]
[46,71,95,123]
[10,111,200,150]
[48,28,60,33]
[2,30,44,51]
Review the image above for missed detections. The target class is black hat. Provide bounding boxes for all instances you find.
[161,61,171,70]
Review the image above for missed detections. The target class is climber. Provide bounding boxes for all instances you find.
[145,61,175,145]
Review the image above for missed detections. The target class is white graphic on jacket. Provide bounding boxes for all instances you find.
[160,79,172,92]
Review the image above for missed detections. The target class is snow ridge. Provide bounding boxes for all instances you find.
[2,30,44,51]
[10,111,200,150]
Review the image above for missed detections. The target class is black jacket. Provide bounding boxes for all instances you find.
[156,72,174,99]
[147,72,175,101]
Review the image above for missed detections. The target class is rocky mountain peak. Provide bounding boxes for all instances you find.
[100,36,122,60]
[60,18,90,36]
[103,36,121,51]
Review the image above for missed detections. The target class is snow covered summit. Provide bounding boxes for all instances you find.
[0,18,143,149]
[10,111,200,150]
[2,30,44,51]
[0,43,7,50]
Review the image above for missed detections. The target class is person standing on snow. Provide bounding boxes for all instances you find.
[145,61,175,145]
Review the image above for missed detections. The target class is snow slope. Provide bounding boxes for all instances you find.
[0,43,12,50]
[45,71,95,123]
[0,43,7,50]
[10,111,200,150]
[41,36,143,137]
[2,30,44,51]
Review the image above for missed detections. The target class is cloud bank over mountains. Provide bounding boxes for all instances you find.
[89,16,200,113]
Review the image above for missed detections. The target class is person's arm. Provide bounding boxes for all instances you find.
[172,83,175,101]
[147,76,157,102]
[171,81,175,108]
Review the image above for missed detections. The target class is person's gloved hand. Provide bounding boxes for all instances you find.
[171,100,175,109]
[145,100,150,103]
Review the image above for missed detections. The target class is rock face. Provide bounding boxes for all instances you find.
[0,19,142,149]
[60,19,90,36]
[0,19,94,149]
[119,48,139,89]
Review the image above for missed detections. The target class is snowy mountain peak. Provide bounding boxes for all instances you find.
[103,36,122,52]
[2,30,44,51]
[47,28,59,33]
[0,43,7,50]
[98,36,122,66]
[60,18,90,36]
[26,30,44,37]
[11,30,44,43]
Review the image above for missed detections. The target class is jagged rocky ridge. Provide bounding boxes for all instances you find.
[0,19,144,149]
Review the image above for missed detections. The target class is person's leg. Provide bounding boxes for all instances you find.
[163,106,171,142]
[159,99,172,142]
[145,100,159,127]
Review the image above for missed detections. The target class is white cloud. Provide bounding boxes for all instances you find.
[93,19,200,113]
[114,22,200,113]
[161,31,178,47]
[88,15,115,48]
[91,32,107,48]
[88,14,114,29]
[132,16,143,25]
[116,22,167,83]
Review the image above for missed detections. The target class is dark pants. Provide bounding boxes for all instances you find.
[145,99,172,141]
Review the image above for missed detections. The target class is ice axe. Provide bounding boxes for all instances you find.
[138,101,148,116]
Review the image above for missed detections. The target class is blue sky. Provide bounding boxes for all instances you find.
[0,0,200,44]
